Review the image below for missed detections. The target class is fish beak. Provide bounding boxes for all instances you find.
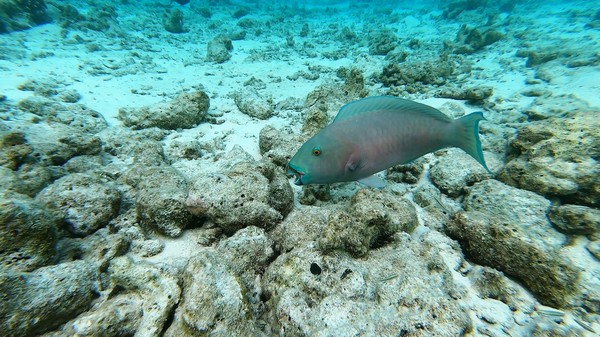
[286,163,304,185]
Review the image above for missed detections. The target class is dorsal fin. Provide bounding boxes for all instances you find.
[333,96,453,123]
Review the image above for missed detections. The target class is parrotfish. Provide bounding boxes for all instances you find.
[287,96,489,187]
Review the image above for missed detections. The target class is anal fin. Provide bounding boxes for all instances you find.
[358,175,386,188]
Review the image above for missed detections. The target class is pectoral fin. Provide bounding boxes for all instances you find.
[346,156,362,172]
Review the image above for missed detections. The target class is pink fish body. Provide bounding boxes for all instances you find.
[287,96,488,187]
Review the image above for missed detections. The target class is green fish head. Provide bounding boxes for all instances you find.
[287,133,349,185]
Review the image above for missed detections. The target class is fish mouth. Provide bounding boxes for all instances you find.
[286,163,304,185]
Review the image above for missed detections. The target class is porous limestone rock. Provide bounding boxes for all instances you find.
[468,266,537,314]
[108,256,181,337]
[0,192,58,271]
[386,157,427,184]
[412,182,460,232]
[187,146,293,234]
[380,58,456,88]
[0,0,49,34]
[206,35,233,63]
[57,227,129,272]
[446,179,579,307]
[0,260,99,336]
[259,125,306,168]
[164,8,185,33]
[270,206,332,254]
[499,111,599,207]
[101,128,168,165]
[164,249,265,337]
[0,130,32,170]
[54,2,117,32]
[0,141,58,196]
[12,163,57,196]
[233,88,274,120]
[453,24,504,54]
[271,188,418,258]
[522,94,592,121]
[56,294,143,337]
[36,173,121,236]
[118,91,209,130]
[435,85,494,102]
[10,97,106,167]
[27,125,102,166]
[319,188,419,257]
[262,235,472,337]
[301,105,329,135]
[548,204,600,235]
[216,226,274,289]
[442,0,488,19]
[122,165,193,237]
[429,149,491,197]
[303,69,368,118]
[368,28,398,56]
[63,154,103,173]
[17,96,107,134]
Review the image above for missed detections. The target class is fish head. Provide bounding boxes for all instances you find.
[287,131,351,185]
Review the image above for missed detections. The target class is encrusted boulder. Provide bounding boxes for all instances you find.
[206,35,233,63]
[319,189,419,257]
[233,88,274,120]
[164,248,265,336]
[0,260,99,336]
[36,173,121,236]
[0,192,58,271]
[108,256,181,337]
[118,91,209,130]
[262,234,472,336]
[187,146,293,234]
[499,111,599,207]
[445,179,579,307]
[122,165,193,237]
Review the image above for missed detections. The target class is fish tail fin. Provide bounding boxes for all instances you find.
[453,111,490,172]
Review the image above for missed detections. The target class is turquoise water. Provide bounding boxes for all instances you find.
[0,1,599,336]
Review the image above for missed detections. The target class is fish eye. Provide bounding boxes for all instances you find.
[312,146,322,156]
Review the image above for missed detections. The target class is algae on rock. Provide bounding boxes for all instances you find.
[446,180,579,307]
[0,192,58,271]
[118,91,210,130]
[499,111,599,207]
[0,260,99,336]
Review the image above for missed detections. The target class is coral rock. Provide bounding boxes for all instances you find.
[499,111,599,207]
[446,180,579,307]
[36,173,121,236]
[118,91,209,130]
[0,192,58,271]
[0,260,99,336]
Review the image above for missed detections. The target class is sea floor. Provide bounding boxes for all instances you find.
[0,0,599,336]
